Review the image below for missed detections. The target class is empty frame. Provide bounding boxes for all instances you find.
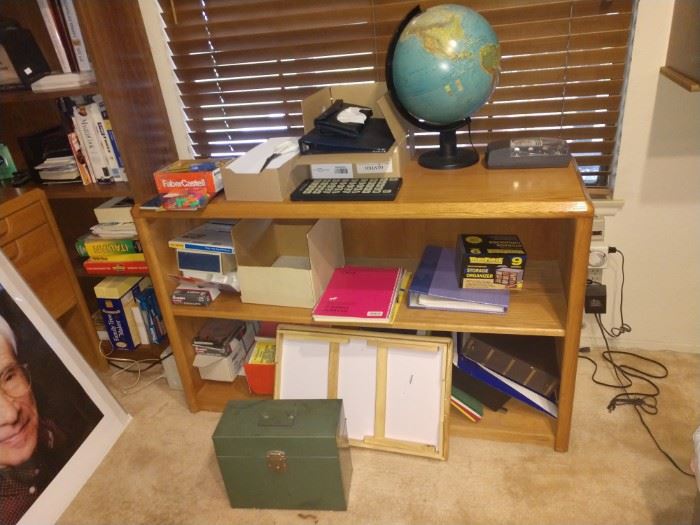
[275,325,452,460]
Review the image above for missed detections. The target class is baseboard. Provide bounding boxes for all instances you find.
[578,332,700,354]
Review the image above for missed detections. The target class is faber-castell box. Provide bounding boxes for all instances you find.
[212,399,352,510]
[456,234,527,289]
[296,82,410,178]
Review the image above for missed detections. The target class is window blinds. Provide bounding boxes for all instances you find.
[160,0,635,190]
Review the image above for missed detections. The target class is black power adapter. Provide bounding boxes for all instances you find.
[585,282,607,314]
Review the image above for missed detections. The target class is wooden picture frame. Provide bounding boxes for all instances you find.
[274,325,452,460]
[0,251,130,525]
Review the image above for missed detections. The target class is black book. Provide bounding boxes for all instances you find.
[452,364,510,412]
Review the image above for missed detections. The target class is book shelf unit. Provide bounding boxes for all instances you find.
[134,161,593,453]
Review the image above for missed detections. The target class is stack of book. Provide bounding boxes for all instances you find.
[312,265,408,324]
[408,245,509,314]
[168,220,239,306]
[36,0,92,75]
[75,197,145,275]
[191,319,257,382]
[34,155,80,184]
[452,332,560,421]
[94,276,166,351]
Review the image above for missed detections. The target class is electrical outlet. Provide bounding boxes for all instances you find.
[588,268,603,282]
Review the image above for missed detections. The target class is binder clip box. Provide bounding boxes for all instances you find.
[297,82,410,179]
[212,399,352,510]
[222,140,308,202]
[243,338,276,395]
[456,234,527,290]
[232,218,344,308]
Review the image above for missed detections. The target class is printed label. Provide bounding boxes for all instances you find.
[310,164,354,179]
[356,160,393,174]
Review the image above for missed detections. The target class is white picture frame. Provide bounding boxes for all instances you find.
[0,251,130,525]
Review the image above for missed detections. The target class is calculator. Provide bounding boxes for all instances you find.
[290,177,402,201]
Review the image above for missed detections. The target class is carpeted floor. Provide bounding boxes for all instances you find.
[58,348,699,525]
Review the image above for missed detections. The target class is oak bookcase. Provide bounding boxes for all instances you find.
[134,160,593,453]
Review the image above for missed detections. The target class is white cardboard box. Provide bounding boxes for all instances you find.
[296,82,411,178]
[232,218,345,308]
[193,341,247,382]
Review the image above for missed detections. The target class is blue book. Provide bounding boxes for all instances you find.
[168,221,237,254]
[408,245,509,313]
[456,353,558,418]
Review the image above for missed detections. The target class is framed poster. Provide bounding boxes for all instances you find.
[0,251,130,525]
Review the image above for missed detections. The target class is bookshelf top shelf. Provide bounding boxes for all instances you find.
[0,83,98,103]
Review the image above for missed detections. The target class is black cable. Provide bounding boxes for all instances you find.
[106,351,173,373]
[465,118,476,155]
[578,247,693,477]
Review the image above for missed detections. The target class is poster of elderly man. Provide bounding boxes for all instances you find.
[0,250,129,525]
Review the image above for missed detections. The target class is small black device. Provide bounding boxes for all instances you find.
[585,282,607,314]
[0,21,50,88]
[486,138,571,169]
[290,177,402,202]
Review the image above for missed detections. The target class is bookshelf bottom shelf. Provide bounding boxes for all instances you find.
[192,377,556,448]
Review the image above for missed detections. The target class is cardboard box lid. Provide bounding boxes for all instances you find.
[213,399,343,457]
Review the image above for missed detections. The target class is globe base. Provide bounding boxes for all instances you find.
[418,148,479,170]
[417,127,479,170]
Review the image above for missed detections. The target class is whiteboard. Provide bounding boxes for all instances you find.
[385,345,442,447]
[278,337,329,398]
[337,338,377,440]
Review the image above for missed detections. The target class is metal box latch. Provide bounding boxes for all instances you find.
[266,450,287,473]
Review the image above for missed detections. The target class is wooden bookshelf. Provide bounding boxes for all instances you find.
[134,161,593,452]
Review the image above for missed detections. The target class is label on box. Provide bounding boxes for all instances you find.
[356,160,393,175]
[310,163,353,179]
[155,168,223,194]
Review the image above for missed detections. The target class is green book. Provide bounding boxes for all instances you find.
[451,385,484,419]
[75,234,142,258]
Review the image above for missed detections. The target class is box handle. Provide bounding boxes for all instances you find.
[258,409,296,427]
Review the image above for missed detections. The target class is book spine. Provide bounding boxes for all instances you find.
[86,102,122,180]
[58,0,92,72]
[36,0,72,73]
[83,238,142,257]
[75,234,88,257]
[88,253,146,263]
[48,0,78,71]
[131,305,150,346]
[97,296,139,349]
[73,106,111,182]
[96,97,125,175]
[67,132,91,185]
[463,337,558,397]
[83,259,148,275]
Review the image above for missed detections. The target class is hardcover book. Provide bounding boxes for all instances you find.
[461,333,559,397]
[451,364,510,412]
[76,234,142,258]
[83,259,148,275]
[94,276,146,350]
[311,265,402,323]
[450,386,483,422]
[409,245,509,313]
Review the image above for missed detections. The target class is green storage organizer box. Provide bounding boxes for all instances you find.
[212,399,352,510]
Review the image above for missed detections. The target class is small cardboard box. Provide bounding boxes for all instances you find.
[212,399,352,510]
[232,219,345,308]
[153,159,225,194]
[193,343,247,382]
[456,234,527,289]
[244,337,276,395]
[222,149,308,202]
[296,82,410,178]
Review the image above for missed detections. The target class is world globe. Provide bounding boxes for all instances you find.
[386,4,501,169]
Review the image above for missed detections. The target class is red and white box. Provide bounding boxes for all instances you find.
[153,160,225,194]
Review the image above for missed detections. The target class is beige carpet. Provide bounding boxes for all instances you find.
[58,348,700,525]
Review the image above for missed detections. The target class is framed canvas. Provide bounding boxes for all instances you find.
[0,251,130,525]
[274,324,452,460]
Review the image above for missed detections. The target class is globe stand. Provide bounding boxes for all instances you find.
[418,126,479,170]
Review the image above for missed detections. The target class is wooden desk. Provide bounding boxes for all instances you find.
[0,188,106,369]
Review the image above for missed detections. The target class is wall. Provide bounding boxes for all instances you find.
[581,0,700,353]
[138,1,700,352]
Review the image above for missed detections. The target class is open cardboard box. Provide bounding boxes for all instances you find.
[232,219,345,308]
[297,82,410,178]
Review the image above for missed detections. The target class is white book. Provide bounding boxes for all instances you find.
[36,0,72,73]
[131,306,149,346]
[31,72,95,92]
[86,102,124,181]
[73,105,111,182]
[58,0,92,72]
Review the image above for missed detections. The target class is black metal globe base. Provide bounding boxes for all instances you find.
[418,128,478,170]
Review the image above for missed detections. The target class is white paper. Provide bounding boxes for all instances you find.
[337,338,377,440]
[278,338,329,399]
[226,137,299,174]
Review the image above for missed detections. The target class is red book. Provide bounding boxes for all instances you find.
[83,259,148,275]
[312,266,402,324]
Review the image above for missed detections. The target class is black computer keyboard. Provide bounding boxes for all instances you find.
[290,177,402,201]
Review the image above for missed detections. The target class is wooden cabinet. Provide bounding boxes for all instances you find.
[133,161,593,452]
[0,188,105,369]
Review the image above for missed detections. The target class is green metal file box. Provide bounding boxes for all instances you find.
[212,399,352,510]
